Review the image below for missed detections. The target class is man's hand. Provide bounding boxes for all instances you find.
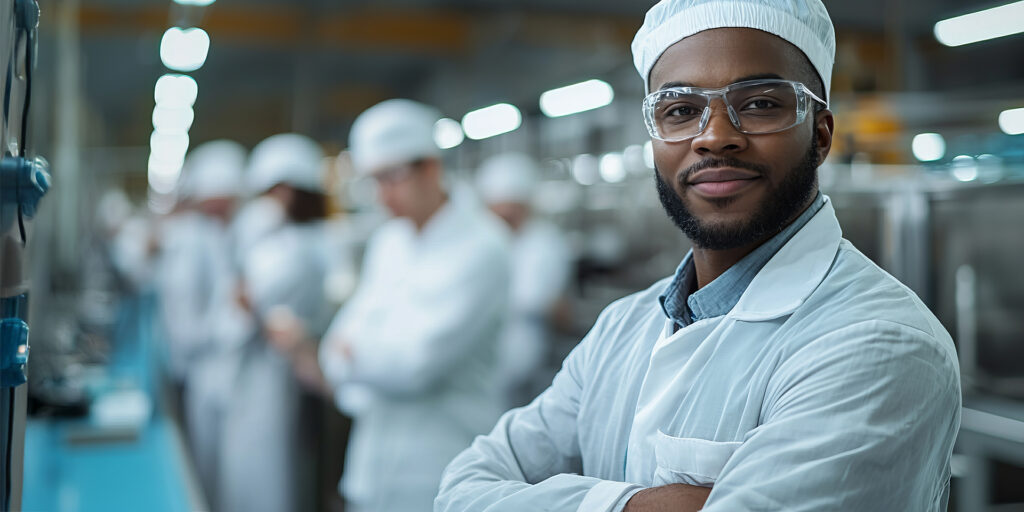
[264,305,307,356]
[235,282,253,313]
[335,338,354,361]
[264,306,335,396]
[624,484,712,512]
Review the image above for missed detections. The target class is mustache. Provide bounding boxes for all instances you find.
[678,157,770,185]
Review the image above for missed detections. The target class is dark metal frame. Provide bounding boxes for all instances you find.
[1,2,42,511]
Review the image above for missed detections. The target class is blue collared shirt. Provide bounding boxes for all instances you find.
[660,192,825,327]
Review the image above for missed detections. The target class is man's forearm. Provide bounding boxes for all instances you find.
[290,341,333,397]
[623,484,711,512]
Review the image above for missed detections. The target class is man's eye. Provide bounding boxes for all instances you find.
[665,105,699,117]
[743,99,778,110]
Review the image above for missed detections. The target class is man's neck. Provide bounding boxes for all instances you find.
[691,243,760,290]
[690,194,817,289]
[411,193,448,231]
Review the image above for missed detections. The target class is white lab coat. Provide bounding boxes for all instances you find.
[497,219,572,407]
[217,221,332,512]
[437,196,962,512]
[110,215,158,292]
[155,212,238,504]
[320,194,510,512]
[230,196,286,269]
[156,212,207,382]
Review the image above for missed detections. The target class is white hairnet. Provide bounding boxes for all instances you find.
[248,133,325,194]
[180,140,247,200]
[348,99,442,177]
[476,152,539,204]
[96,188,132,233]
[631,0,835,101]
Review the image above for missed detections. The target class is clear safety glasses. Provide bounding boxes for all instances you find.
[642,79,827,142]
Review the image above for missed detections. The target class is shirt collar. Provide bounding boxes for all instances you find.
[659,192,833,326]
[658,252,697,327]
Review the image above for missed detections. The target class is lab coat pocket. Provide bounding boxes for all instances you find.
[652,430,741,487]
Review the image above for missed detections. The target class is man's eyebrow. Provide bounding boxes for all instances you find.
[657,73,785,91]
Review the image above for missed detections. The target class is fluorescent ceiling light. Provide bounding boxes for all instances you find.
[642,140,655,169]
[951,155,978,182]
[154,74,198,108]
[571,154,599,186]
[148,155,184,194]
[934,1,1024,46]
[599,152,626,183]
[911,133,946,162]
[150,131,190,164]
[147,190,177,214]
[152,105,195,134]
[433,118,464,149]
[174,0,216,5]
[160,27,210,72]
[539,79,615,118]
[998,107,1024,135]
[461,103,522,140]
[622,144,647,176]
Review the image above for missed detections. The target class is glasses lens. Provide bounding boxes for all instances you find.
[726,82,799,134]
[649,90,708,140]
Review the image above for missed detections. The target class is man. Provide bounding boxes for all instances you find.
[154,140,247,506]
[476,152,573,408]
[281,99,510,512]
[436,1,961,511]
[218,133,333,512]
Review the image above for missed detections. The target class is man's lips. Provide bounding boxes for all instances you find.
[687,168,761,184]
[686,168,762,198]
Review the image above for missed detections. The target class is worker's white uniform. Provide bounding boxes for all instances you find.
[320,193,509,512]
[437,196,962,512]
[157,211,208,382]
[497,219,571,407]
[156,211,238,502]
[217,221,332,512]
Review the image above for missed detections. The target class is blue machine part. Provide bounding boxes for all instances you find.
[0,318,28,388]
[0,156,50,229]
[0,295,29,388]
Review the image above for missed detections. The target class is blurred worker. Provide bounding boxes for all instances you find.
[270,99,509,512]
[80,189,136,330]
[438,1,961,511]
[217,134,333,512]
[476,152,573,408]
[154,140,246,505]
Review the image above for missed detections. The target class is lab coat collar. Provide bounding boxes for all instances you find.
[729,195,842,322]
[407,193,464,247]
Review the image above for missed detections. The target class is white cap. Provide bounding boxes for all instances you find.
[476,152,539,204]
[96,188,133,233]
[180,139,247,200]
[631,0,835,102]
[348,99,442,177]
[248,133,325,194]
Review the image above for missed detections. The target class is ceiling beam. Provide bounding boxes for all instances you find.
[72,4,639,55]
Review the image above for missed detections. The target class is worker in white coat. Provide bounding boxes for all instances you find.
[154,140,246,506]
[476,152,573,408]
[270,99,509,512]
[437,1,961,511]
[216,133,333,512]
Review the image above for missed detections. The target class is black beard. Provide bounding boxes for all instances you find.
[655,141,819,250]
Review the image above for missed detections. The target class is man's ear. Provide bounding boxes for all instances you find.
[814,109,834,164]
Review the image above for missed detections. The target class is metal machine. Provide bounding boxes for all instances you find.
[1,1,49,510]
